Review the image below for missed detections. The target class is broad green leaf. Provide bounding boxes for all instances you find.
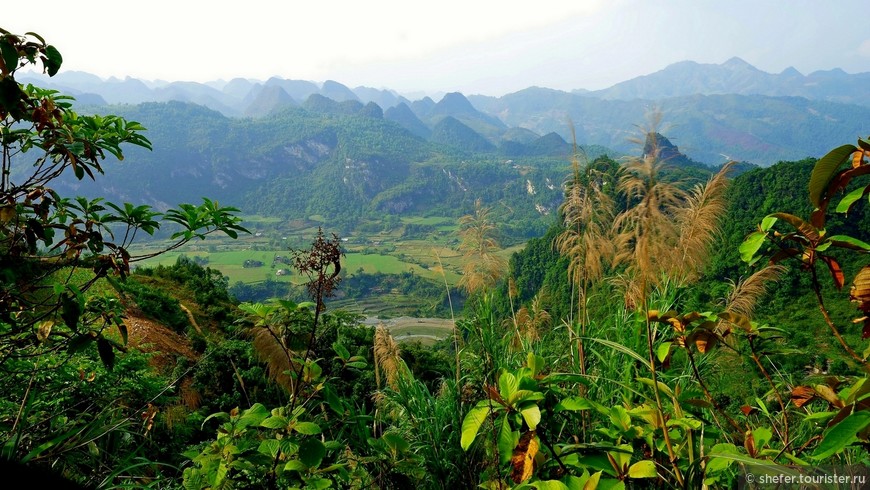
[809,144,857,207]
[260,415,289,429]
[531,481,569,490]
[811,411,870,459]
[498,415,516,465]
[510,390,545,405]
[238,403,269,428]
[521,405,541,430]
[760,215,779,232]
[828,234,870,251]
[562,475,586,490]
[332,342,350,360]
[739,232,766,263]
[298,438,326,468]
[609,406,631,431]
[44,45,63,76]
[636,377,674,398]
[258,439,281,458]
[527,352,545,376]
[751,427,772,449]
[499,372,519,400]
[460,402,492,450]
[555,397,594,412]
[627,460,657,478]
[285,460,307,471]
[835,185,870,213]
[656,342,672,363]
[294,421,321,435]
[200,411,229,429]
[305,477,332,490]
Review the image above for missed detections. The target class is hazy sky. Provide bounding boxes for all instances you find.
[5,0,869,96]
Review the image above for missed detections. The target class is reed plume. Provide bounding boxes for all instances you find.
[374,324,404,390]
[514,292,551,345]
[458,199,507,295]
[671,161,734,284]
[251,325,297,392]
[725,264,787,318]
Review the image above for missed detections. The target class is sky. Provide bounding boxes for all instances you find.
[5,0,870,97]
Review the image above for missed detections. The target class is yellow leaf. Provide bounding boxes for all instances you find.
[510,431,538,484]
[0,206,14,224]
[36,321,53,342]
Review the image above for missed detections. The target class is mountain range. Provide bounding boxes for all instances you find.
[20,57,869,166]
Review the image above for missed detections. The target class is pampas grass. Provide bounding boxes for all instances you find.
[374,324,403,390]
[725,264,787,318]
[458,199,507,295]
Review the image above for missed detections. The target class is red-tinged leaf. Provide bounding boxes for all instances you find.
[769,213,820,243]
[744,430,757,457]
[740,405,757,416]
[820,255,845,289]
[769,248,801,265]
[809,144,857,207]
[791,386,816,408]
[810,208,826,229]
[827,165,870,201]
[485,384,507,407]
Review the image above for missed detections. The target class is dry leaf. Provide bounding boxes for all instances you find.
[510,431,538,484]
[790,386,815,408]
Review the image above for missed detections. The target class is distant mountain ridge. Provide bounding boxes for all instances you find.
[18,57,870,166]
[587,57,870,107]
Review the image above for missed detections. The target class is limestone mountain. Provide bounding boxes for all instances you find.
[590,57,870,107]
[384,102,431,139]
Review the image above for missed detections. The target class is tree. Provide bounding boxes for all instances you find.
[0,28,247,475]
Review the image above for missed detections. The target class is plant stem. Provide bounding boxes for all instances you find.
[685,344,742,436]
[810,265,869,370]
[643,295,684,487]
[748,337,789,446]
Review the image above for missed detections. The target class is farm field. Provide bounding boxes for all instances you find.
[133,216,524,288]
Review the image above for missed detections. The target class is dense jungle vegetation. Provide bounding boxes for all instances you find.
[2,29,870,489]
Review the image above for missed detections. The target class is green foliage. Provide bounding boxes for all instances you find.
[0,27,248,486]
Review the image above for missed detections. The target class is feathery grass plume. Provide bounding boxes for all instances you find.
[374,324,403,390]
[725,264,787,318]
[612,110,687,484]
[555,125,618,374]
[612,149,685,304]
[671,161,735,284]
[458,199,507,295]
[514,292,551,346]
[251,325,297,392]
